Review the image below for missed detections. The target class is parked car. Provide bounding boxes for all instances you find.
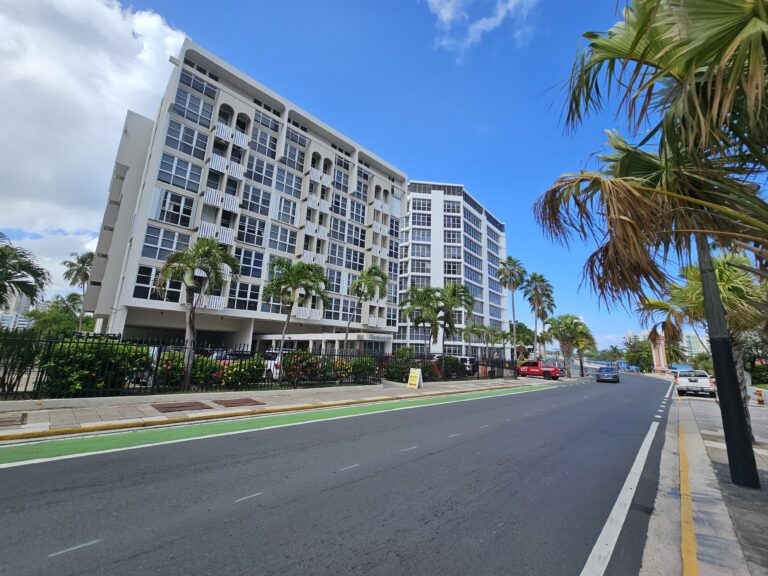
[210,350,252,363]
[675,370,716,398]
[595,366,620,383]
[263,348,295,381]
[517,361,559,380]
[457,356,478,375]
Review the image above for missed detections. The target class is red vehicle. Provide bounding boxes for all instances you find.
[517,361,560,380]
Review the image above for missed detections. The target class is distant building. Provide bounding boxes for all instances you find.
[0,294,32,331]
[683,332,710,357]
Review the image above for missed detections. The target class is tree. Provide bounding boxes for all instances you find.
[156,238,240,388]
[574,322,597,377]
[401,286,440,359]
[0,232,50,308]
[262,258,329,378]
[27,294,94,336]
[510,321,534,360]
[62,251,94,332]
[523,273,554,359]
[345,265,388,349]
[545,315,583,377]
[624,336,655,373]
[497,257,527,370]
[435,283,474,376]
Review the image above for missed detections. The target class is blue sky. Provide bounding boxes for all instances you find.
[1,0,643,348]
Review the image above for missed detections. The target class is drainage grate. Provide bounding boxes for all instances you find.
[212,398,266,408]
[151,402,212,413]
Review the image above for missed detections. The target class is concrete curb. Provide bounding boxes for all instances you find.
[0,382,550,442]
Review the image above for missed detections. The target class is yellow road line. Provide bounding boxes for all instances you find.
[679,424,699,576]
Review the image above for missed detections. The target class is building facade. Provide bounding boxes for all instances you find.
[683,332,710,357]
[85,39,406,352]
[394,182,509,358]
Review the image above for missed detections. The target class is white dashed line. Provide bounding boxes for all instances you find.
[448,434,461,438]
[480,424,489,429]
[339,464,360,471]
[401,446,417,452]
[48,539,102,558]
[654,415,661,419]
[234,492,262,503]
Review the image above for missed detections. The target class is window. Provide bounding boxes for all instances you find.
[268,224,297,253]
[464,222,482,241]
[133,266,181,302]
[489,292,502,305]
[250,127,277,159]
[489,305,502,320]
[411,244,431,258]
[330,218,346,241]
[275,168,302,198]
[277,197,297,225]
[412,213,431,227]
[388,261,398,280]
[235,248,264,278]
[443,215,461,229]
[412,228,431,242]
[179,69,217,99]
[444,245,461,260]
[444,201,461,214]
[333,168,349,192]
[444,230,461,244]
[166,120,207,160]
[245,156,274,186]
[464,208,481,228]
[387,307,398,327]
[466,282,483,299]
[345,248,364,271]
[444,261,461,275]
[158,153,202,192]
[324,297,341,320]
[341,299,361,323]
[242,185,270,216]
[464,237,482,256]
[464,251,483,270]
[489,278,502,293]
[487,228,500,243]
[399,261,408,275]
[464,267,482,284]
[412,198,431,211]
[488,263,498,278]
[261,293,286,314]
[282,143,305,171]
[328,243,344,266]
[399,276,409,291]
[346,223,366,248]
[410,276,431,288]
[228,282,259,311]
[286,127,307,147]
[349,201,366,224]
[487,239,500,255]
[237,216,266,246]
[389,218,400,239]
[336,155,350,170]
[153,189,194,228]
[488,252,500,267]
[141,226,189,261]
[326,269,342,293]
[388,240,399,260]
[411,260,431,274]
[253,110,280,132]
[331,193,348,217]
[172,88,213,128]
[387,283,398,304]
[354,168,369,201]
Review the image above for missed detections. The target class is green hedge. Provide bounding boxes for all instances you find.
[154,351,224,389]
[750,364,768,387]
[221,355,266,387]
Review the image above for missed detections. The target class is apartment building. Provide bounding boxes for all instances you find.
[394,181,509,358]
[85,38,406,352]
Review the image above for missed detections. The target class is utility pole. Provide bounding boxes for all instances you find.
[697,236,760,488]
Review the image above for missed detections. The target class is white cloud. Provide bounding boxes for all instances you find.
[0,0,184,235]
[425,0,538,58]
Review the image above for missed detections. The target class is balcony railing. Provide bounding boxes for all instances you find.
[214,122,231,141]
[232,129,248,149]
[210,153,227,173]
[222,193,240,212]
[228,161,244,180]
[193,293,226,311]
[295,307,323,321]
[198,221,235,246]
[202,187,223,207]
[218,227,236,246]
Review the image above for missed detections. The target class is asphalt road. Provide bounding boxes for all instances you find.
[0,374,670,576]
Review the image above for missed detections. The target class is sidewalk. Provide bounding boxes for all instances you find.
[0,376,560,441]
[642,390,768,576]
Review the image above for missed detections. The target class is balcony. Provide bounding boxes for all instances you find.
[316,225,329,240]
[302,250,316,264]
[193,293,226,311]
[222,193,239,212]
[202,187,223,208]
[195,265,231,281]
[309,167,323,183]
[210,153,227,173]
[232,129,248,149]
[228,161,244,180]
[198,221,235,246]
[371,222,387,235]
[372,199,390,215]
[214,122,232,141]
[305,222,318,236]
[296,307,323,321]
[367,317,385,328]
[218,227,236,246]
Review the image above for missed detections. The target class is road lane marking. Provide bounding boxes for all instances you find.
[234,492,262,503]
[401,446,417,452]
[448,434,461,438]
[658,410,664,413]
[579,421,660,576]
[48,539,102,558]
[339,464,359,471]
[479,425,489,429]
[666,383,674,399]
[655,415,662,419]
[679,425,699,576]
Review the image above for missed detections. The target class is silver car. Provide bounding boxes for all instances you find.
[675,370,716,398]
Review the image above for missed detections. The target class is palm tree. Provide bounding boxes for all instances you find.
[156,238,240,388]
[345,265,388,350]
[51,293,83,317]
[262,259,329,374]
[497,257,527,372]
[435,283,474,376]
[574,322,597,378]
[546,315,581,377]
[523,273,554,359]
[401,286,440,359]
[62,251,94,332]
[0,232,50,308]
[462,323,484,360]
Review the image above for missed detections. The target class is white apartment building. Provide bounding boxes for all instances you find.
[85,38,406,353]
[394,182,509,358]
[683,332,710,357]
[0,294,32,331]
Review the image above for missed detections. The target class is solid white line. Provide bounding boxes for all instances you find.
[579,421,660,576]
[448,434,461,438]
[665,383,674,399]
[401,446,417,452]
[234,492,262,503]
[479,424,489,429]
[339,464,359,471]
[48,539,102,558]
[0,385,560,470]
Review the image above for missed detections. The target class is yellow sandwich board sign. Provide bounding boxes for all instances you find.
[407,368,423,389]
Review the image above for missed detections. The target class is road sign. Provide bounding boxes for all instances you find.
[407,368,423,389]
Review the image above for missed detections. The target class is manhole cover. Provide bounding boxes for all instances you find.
[151,402,212,413]
[0,413,27,427]
[213,398,266,408]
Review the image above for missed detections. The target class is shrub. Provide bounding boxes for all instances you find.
[351,356,376,382]
[154,351,223,389]
[415,360,439,382]
[41,339,151,397]
[221,355,266,387]
[0,330,39,394]
[327,357,352,380]
[750,364,768,387]
[436,355,465,379]
[282,350,333,386]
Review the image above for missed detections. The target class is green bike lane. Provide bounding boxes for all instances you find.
[0,384,558,467]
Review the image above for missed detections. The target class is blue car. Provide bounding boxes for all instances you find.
[595,366,620,383]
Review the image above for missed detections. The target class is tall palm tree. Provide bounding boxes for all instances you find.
[401,286,440,359]
[345,265,388,349]
[262,259,329,374]
[51,293,83,317]
[523,273,554,360]
[62,251,94,332]
[0,232,50,308]
[436,283,474,376]
[574,321,597,378]
[497,257,527,370]
[546,315,582,377]
[156,238,240,388]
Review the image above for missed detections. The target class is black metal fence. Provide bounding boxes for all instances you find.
[0,333,505,400]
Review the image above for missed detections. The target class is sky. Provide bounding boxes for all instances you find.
[0,0,645,348]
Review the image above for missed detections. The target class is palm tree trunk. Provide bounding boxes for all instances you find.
[511,295,518,377]
[277,295,294,387]
[183,295,196,390]
[343,297,362,351]
[533,312,539,360]
[578,350,584,377]
[441,327,446,379]
[731,337,754,442]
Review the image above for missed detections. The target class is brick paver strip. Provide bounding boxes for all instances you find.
[151,401,212,413]
[212,398,266,408]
